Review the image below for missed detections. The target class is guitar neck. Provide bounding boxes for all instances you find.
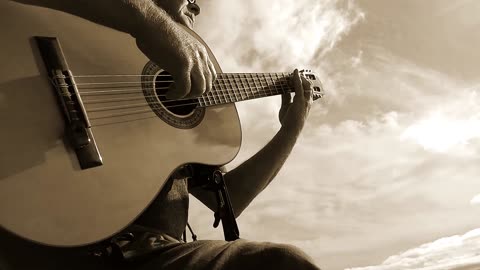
[196,72,292,107]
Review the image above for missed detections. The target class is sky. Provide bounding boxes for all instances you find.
[188,0,480,269]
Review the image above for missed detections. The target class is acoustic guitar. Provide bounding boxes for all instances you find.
[0,1,324,247]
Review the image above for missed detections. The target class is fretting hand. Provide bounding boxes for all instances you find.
[279,69,313,131]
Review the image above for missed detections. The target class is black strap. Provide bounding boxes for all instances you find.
[185,164,240,241]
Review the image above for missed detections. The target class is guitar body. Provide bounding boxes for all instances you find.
[0,2,241,247]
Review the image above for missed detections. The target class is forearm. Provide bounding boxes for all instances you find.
[191,124,302,218]
[224,125,301,215]
[10,0,173,38]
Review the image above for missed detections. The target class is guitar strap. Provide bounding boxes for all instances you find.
[185,164,240,242]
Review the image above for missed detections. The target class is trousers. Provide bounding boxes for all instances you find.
[1,227,320,270]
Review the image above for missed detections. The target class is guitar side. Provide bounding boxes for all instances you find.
[0,2,241,247]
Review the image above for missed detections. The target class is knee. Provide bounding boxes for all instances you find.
[262,243,320,270]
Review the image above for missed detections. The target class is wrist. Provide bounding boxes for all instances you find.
[280,117,306,134]
[279,122,302,142]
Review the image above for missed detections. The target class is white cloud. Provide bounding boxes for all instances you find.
[471,194,480,206]
[400,89,480,153]
[346,228,480,270]
[401,112,480,153]
[196,0,364,72]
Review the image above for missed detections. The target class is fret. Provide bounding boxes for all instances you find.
[225,76,231,103]
[262,73,271,96]
[240,74,247,99]
[245,74,251,98]
[236,74,243,100]
[224,75,233,104]
[273,73,282,96]
[264,73,273,96]
[242,74,249,101]
[255,74,263,98]
[257,73,265,96]
[259,73,267,97]
[197,96,204,107]
[267,73,274,97]
[227,74,237,103]
[241,74,249,100]
[267,74,276,96]
[219,77,227,104]
[230,74,239,102]
[205,90,212,106]
[246,73,252,98]
[234,74,244,101]
[249,73,257,99]
[213,79,223,105]
[252,74,261,98]
[213,82,220,105]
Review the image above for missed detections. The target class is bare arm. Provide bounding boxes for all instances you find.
[12,0,162,34]
[10,0,215,98]
[191,69,313,217]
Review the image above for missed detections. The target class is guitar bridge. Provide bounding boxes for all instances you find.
[36,36,103,169]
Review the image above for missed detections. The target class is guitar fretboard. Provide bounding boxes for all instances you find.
[196,73,292,107]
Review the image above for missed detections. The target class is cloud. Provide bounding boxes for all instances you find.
[471,194,480,206]
[196,0,365,73]
[401,89,480,153]
[345,228,480,270]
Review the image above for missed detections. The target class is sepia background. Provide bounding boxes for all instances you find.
[188,0,480,269]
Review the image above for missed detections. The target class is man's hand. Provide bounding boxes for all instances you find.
[135,20,216,100]
[279,69,313,131]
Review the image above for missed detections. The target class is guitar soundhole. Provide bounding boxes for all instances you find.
[141,61,205,129]
[155,71,197,116]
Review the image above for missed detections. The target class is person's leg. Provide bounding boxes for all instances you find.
[133,239,321,270]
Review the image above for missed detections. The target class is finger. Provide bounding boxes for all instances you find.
[204,62,212,97]
[167,70,191,100]
[292,69,304,101]
[206,57,217,95]
[301,77,313,99]
[281,92,292,106]
[185,63,206,98]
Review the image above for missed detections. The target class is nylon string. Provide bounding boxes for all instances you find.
[57,73,296,123]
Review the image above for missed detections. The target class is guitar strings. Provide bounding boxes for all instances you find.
[70,73,292,78]
[86,88,293,123]
[79,82,291,98]
[83,83,295,123]
[87,91,288,122]
[82,86,291,105]
[76,78,292,105]
[78,79,291,94]
[84,83,292,113]
[64,75,292,88]
[85,88,290,112]
[50,74,307,123]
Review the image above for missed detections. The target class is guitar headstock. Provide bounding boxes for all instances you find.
[300,69,325,101]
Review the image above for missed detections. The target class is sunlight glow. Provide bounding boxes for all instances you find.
[401,112,480,152]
